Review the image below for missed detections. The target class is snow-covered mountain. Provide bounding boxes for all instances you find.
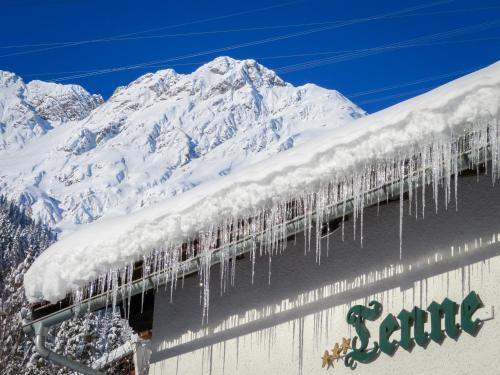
[0,57,365,231]
[25,80,103,122]
[0,71,102,152]
[0,71,51,152]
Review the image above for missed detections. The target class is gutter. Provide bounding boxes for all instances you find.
[22,279,155,375]
[22,149,489,374]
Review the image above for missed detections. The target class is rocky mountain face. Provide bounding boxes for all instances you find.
[25,80,103,122]
[0,57,365,231]
[0,71,51,152]
[0,71,102,152]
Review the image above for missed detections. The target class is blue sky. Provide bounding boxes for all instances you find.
[1,0,499,112]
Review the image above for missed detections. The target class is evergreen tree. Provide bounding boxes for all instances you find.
[0,196,133,375]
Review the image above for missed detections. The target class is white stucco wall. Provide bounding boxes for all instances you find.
[149,172,500,375]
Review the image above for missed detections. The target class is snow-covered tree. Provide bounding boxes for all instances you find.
[0,196,133,375]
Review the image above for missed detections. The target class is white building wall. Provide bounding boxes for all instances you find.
[149,173,500,375]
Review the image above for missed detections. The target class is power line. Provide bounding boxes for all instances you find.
[20,35,500,80]
[346,67,479,98]
[0,0,305,58]
[0,21,357,49]
[274,19,500,75]
[354,61,495,106]
[1,1,450,59]
[21,61,206,78]
[356,85,438,105]
[12,1,500,51]
[45,0,453,82]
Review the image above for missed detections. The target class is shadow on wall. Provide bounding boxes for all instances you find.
[150,172,500,362]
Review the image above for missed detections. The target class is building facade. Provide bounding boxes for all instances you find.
[149,172,499,374]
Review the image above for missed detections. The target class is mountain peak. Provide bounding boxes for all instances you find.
[201,56,256,74]
[0,72,102,152]
[0,58,365,230]
[0,70,25,91]
[195,56,286,88]
[26,80,103,121]
[106,57,287,109]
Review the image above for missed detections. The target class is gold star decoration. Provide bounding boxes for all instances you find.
[321,337,352,369]
[321,350,334,369]
[341,337,351,354]
[331,343,341,360]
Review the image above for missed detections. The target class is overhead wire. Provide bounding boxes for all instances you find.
[45,0,454,82]
[8,1,500,51]
[0,20,370,49]
[0,0,305,58]
[356,85,439,105]
[2,0,452,60]
[66,4,500,44]
[130,35,500,71]
[21,61,207,78]
[350,61,496,106]
[346,66,481,98]
[274,19,500,74]
[20,35,500,80]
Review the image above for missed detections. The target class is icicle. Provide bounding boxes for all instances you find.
[251,236,256,284]
[307,194,313,254]
[352,175,358,241]
[454,141,459,210]
[111,269,118,315]
[140,254,153,314]
[230,243,236,287]
[268,252,272,285]
[414,156,418,220]
[408,157,413,217]
[360,173,365,248]
[62,114,500,326]
[422,144,427,219]
[127,262,133,320]
[491,119,499,183]
[341,182,347,242]
[399,159,404,260]
[315,188,324,264]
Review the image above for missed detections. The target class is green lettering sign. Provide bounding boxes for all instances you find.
[338,291,484,369]
[396,306,430,351]
[427,298,460,343]
[344,301,382,368]
[461,291,483,335]
[379,313,399,355]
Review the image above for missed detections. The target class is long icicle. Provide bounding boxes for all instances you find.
[70,119,500,322]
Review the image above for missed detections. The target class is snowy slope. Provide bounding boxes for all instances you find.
[0,71,52,152]
[23,60,500,303]
[0,57,365,228]
[0,72,101,152]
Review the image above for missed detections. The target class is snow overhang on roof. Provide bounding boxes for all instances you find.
[24,61,500,308]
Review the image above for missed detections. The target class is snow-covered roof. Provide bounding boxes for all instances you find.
[24,61,500,304]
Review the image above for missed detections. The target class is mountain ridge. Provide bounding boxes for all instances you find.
[0,56,365,232]
[0,70,103,153]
